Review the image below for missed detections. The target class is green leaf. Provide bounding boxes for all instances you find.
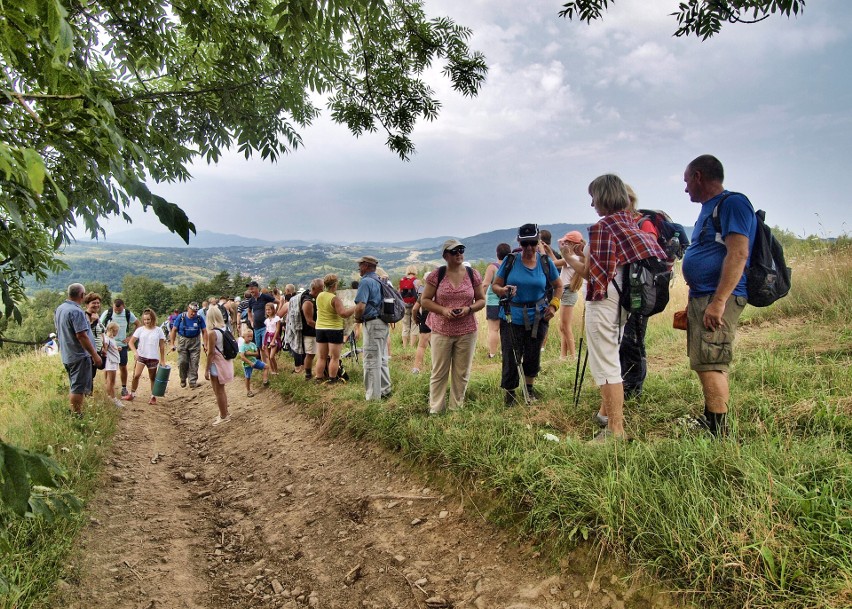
[21,149,46,195]
[0,444,31,516]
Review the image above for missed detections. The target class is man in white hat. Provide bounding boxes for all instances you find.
[353,255,392,400]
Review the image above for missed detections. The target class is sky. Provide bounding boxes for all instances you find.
[100,0,852,245]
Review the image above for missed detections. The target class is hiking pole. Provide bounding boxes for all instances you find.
[573,308,587,408]
[573,350,588,410]
[573,336,583,403]
[502,290,530,405]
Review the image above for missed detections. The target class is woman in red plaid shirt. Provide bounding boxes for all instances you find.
[561,174,666,442]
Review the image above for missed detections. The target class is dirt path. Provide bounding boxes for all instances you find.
[59,372,676,609]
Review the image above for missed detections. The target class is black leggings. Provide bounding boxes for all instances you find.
[500,319,548,390]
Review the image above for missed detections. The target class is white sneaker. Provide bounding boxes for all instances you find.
[113,398,124,408]
[411,368,420,374]
[212,415,231,426]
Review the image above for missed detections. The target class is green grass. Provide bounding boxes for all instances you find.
[0,355,118,609]
[271,239,852,609]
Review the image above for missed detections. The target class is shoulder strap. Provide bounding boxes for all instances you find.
[104,309,112,323]
[436,265,475,289]
[711,192,748,235]
[436,265,448,287]
[503,253,516,276]
[125,309,131,324]
[539,253,555,282]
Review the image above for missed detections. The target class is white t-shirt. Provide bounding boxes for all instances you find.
[264,315,281,335]
[132,326,166,359]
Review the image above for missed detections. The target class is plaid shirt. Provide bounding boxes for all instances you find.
[587,211,667,301]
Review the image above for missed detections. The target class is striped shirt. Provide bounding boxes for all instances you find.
[587,211,667,301]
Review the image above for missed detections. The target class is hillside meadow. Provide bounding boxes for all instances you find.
[1,237,850,608]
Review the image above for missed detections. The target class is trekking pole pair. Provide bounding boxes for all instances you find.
[501,288,530,405]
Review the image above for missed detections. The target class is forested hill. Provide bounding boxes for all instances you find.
[33,223,594,292]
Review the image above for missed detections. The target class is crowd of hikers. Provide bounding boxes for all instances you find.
[53,155,790,440]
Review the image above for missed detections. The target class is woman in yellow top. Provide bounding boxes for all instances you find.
[314,273,356,383]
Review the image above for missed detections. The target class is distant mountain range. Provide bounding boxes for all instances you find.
[35,223,600,294]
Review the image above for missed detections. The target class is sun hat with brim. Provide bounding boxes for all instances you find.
[442,239,464,253]
[357,255,379,265]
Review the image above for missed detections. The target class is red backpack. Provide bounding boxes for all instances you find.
[399,276,418,305]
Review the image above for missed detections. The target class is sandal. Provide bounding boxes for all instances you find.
[246,391,255,398]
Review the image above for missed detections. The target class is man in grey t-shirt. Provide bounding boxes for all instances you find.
[100,298,140,397]
[55,283,102,416]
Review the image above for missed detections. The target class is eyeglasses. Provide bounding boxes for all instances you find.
[446,246,465,255]
[520,240,539,248]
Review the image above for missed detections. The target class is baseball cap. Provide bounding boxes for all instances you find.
[188,302,199,311]
[441,239,464,252]
[246,280,259,287]
[560,230,584,244]
[517,223,539,241]
[357,255,379,265]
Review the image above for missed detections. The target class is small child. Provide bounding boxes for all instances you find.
[103,322,122,407]
[239,328,267,397]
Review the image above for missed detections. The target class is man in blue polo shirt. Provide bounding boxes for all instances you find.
[245,281,276,347]
[55,283,102,416]
[681,154,757,437]
[169,302,208,388]
[353,255,391,401]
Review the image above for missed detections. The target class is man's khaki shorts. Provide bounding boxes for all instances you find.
[687,294,747,372]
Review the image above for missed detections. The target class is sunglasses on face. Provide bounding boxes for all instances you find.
[520,240,539,248]
[446,246,465,255]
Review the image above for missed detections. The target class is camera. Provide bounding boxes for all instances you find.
[452,308,463,315]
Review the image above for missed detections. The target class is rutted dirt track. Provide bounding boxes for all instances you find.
[59,373,677,609]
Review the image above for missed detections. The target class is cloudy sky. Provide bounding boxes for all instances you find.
[103,0,851,245]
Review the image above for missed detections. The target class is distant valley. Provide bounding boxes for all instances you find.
[34,223,595,293]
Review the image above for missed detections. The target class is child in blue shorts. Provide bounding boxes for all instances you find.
[239,328,267,396]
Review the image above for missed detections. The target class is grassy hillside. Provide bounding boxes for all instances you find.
[4,237,848,609]
[270,237,851,609]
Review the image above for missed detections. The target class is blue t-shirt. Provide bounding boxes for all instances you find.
[495,253,559,325]
[355,273,383,320]
[682,191,756,298]
[174,312,206,338]
[55,300,95,365]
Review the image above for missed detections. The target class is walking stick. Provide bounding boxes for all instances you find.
[573,349,588,409]
[573,336,583,402]
[502,292,530,405]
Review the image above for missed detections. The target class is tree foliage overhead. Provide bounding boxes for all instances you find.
[559,0,806,39]
[0,0,487,330]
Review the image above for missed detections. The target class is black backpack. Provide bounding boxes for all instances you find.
[614,257,672,317]
[103,308,132,325]
[637,209,690,261]
[215,327,239,360]
[711,193,791,307]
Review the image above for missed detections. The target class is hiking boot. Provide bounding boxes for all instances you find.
[180,380,187,388]
[121,386,128,397]
[526,385,538,402]
[696,409,728,437]
[594,412,609,428]
[504,390,517,406]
